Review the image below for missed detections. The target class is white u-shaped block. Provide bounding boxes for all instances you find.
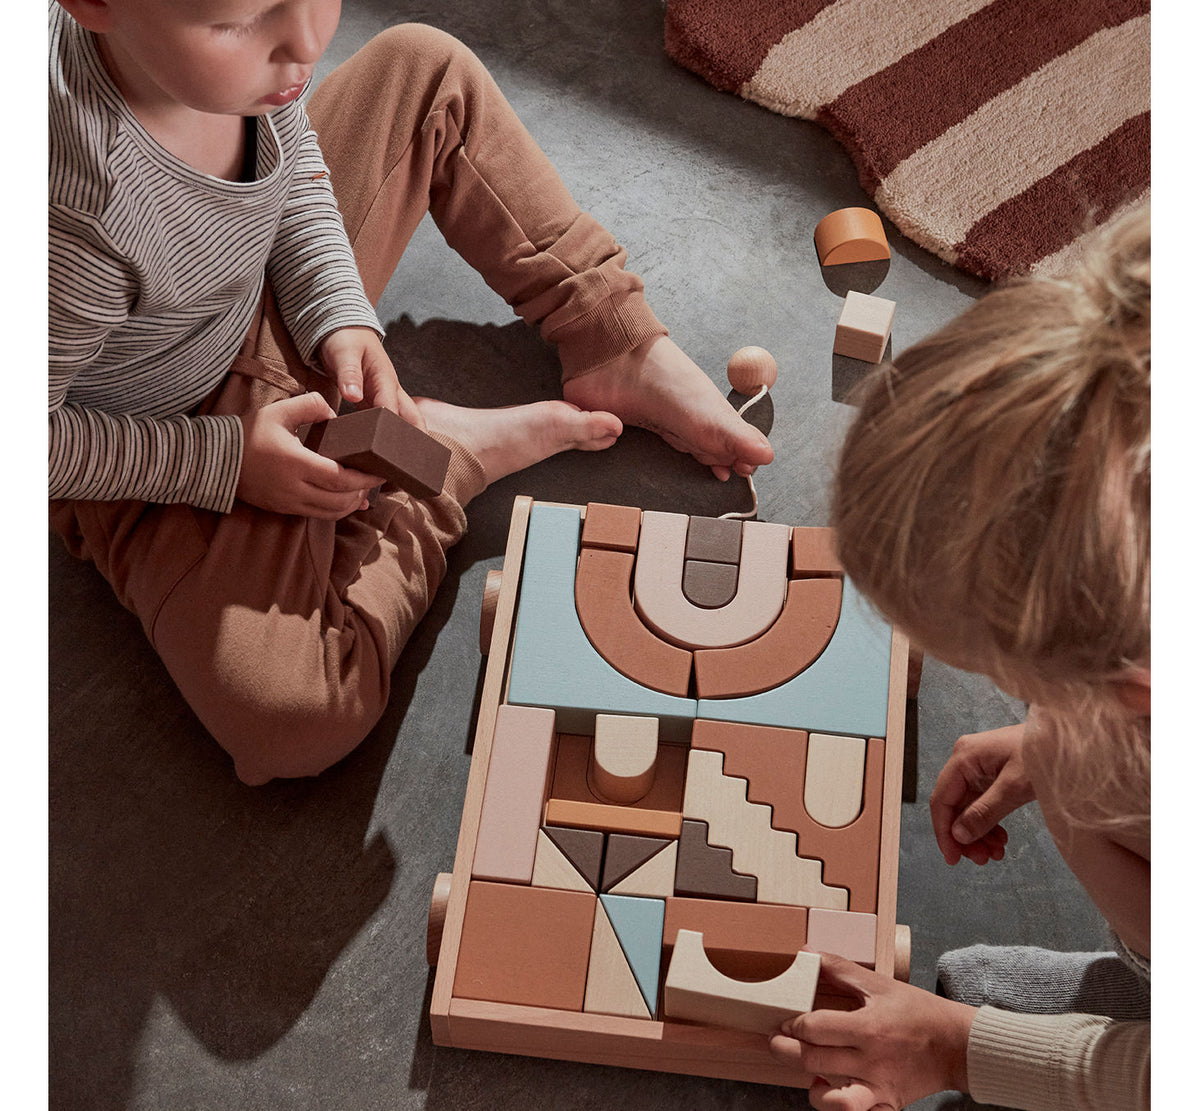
[633,512,791,650]
[663,929,821,1034]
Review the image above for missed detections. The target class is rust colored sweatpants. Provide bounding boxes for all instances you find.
[49,25,666,784]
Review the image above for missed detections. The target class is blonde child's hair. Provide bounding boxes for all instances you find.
[831,206,1150,829]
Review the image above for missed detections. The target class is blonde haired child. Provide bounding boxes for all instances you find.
[48,1,772,784]
[769,206,1150,1111]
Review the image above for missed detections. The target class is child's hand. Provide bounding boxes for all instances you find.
[929,724,1036,866]
[236,392,380,519]
[768,954,976,1110]
[317,327,427,432]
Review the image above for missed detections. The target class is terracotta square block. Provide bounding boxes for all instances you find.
[453,881,597,1010]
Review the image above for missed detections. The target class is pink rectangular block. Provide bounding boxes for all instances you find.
[805,908,878,967]
[471,705,556,884]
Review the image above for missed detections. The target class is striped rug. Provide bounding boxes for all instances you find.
[664,0,1150,281]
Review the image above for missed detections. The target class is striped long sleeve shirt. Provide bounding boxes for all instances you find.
[48,4,382,512]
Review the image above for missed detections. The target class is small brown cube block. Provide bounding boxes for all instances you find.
[833,291,896,364]
[303,406,450,500]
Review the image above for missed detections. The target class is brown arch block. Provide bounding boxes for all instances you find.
[693,577,843,699]
[574,547,693,697]
[691,720,884,913]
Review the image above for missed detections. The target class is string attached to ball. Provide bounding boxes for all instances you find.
[720,346,777,521]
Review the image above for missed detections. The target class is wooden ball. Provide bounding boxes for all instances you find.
[727,346,778,394]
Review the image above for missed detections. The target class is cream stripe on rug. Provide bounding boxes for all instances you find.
[878,14,1150,246]
[1030,188,1151,277]
[744,0,992,118]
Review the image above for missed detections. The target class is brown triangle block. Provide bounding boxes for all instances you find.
[602,833,672,891]
[674,819,757,902]
[302,406,450,500]
[544,825,606,891]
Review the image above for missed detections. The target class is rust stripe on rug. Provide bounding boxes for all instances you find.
[665,0,1150,280]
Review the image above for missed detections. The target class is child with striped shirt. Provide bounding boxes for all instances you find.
[49,0,773,783]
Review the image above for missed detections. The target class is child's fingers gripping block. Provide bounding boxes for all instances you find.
[663,929,821,1034]
[303,406,451,499]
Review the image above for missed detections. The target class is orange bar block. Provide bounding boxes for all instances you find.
[544,798,683,839]
[813,207,890,266]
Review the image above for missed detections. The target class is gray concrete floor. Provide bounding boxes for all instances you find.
[48,2,1110,1108]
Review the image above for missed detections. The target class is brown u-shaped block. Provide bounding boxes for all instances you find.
[692,577,843,699]
[574,547,694,697]
[691,721,884,912]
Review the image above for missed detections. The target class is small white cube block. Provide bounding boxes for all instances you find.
[834,290,896,363]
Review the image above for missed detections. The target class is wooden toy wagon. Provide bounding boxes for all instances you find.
[427,496,911,1088]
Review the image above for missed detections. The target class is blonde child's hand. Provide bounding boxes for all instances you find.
[767,954,976,1110]
[317,327,427,432]
[929,724,1036,866]
[236,392,381,519]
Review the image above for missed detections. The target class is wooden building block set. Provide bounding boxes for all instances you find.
[427,497,911,1089]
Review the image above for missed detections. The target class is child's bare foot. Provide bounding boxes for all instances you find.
[413,397,622,487]
[561,336,775,481]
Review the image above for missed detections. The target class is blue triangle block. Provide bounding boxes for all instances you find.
[600,894,665,1015]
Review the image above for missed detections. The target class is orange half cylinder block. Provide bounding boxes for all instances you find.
[814,207,890,266]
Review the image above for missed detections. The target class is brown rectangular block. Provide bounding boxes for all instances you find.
[663,897,807,980]
[303,406,450,499]
[550,733,687,814]
[790,527,843,578]
[453,881,596,1010]
[581,502,642,552]
[685,516,742,564]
